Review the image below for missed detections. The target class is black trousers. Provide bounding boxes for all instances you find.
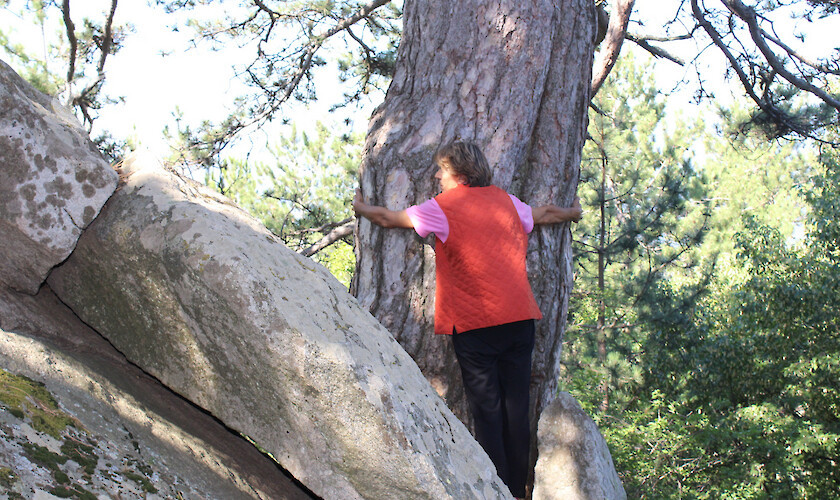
[451,319,535,498]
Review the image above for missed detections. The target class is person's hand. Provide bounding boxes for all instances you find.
[351,188,413,228]
[353,188,366,215]
[570,196,582,222]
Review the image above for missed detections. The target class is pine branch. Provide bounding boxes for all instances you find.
[61,0,76,86]
[181,0,393,167]
[721,0,840,111]
[690,0,812,136]
[761,28,840,76]
[71,0,119,131]
[592,0,636,97]
[628,32,694,43]
[300,219,355,257]
[288,217,354,236]
[97,0,118,79]
[271,0,392,110]
[625,32,686,65]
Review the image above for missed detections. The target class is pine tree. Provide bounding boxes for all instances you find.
[564,54,709,414]
[203,121,362,286]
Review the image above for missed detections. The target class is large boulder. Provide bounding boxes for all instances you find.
[532,393,626,500]
[0,60,117,294]
[0,284,313,499]
[0,329,304,499]
[47,153,511,500]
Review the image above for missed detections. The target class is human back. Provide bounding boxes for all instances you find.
[433,184,542,335]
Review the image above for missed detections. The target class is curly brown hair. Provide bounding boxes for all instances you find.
[433,141,493,187]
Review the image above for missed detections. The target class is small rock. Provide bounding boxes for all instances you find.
[533,393,626,500]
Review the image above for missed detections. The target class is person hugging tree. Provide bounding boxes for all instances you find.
[353,141,582,499]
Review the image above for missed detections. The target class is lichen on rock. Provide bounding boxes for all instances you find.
[0,59,117,294]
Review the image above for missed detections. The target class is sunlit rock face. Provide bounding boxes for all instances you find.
[0,325,292,499]
[47,153,512,500]
[0,60,117,294]
[533,393,626,500]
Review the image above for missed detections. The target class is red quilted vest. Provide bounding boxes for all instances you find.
[433,185,542,335]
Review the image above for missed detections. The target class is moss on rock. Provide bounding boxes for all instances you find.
[0,369,77,437]
[0,466,17,488]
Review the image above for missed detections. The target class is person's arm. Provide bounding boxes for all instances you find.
[353,189,414,228]
[532,196,583,225]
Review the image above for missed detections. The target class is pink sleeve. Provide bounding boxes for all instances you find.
[406,199,450,242]
[509,194,534,234]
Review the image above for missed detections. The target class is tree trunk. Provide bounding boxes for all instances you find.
[597,149,609,414]
[353,0,595,435]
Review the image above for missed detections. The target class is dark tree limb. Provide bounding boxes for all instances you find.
[761,29,840,76]
[57,0,121,130]
[621,0,838,138]
[321,0,392,39]
[591,0,636,97]
[253,0,280,18]
[177,0,393,167]
[97,0,118,78]
[628,32,694,43]
[61,0,77,85]
[341,26,376,103]
[690,0,809,135]
[289,217,354,236]
[72,0,119,131]
[272,0,392,107]
[721,0,840,112]
[300,219,356,257]
[625,32,686,65]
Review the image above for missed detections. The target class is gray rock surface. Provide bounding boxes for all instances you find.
[0,330,268,499]
[532,393,626,500]
[0,60,117,294]
[0,284,313,499]
[47,152,512,500]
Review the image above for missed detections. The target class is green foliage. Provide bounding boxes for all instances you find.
[0,3,60,95]
[261,122,360,238]
[562,55,838,498]
[203,120,361,286]
[0,369,169,496]
[1,1,130,97]
[21,441,69,475]
[740,82,840,140]
[806,144,840,260]
[604,391,838,498]
[601,145,840,498]
[49,484,97,500]
[702,101,815,256]
[806,0,840,15]
[124,469,158,493]
[565,54,709,414]
[61,439,99,475]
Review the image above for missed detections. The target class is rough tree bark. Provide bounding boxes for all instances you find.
[353,0,595,436]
